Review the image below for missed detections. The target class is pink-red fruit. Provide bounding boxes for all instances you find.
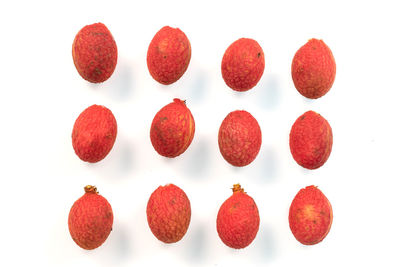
[218,110,262,167]
[289,185,333,245]
[147,184,191,243]
[289,110,332,169]
[150,98,195,158]
[221,38,265,91]
[147,26,191,84]
[291,38,336,99]
[68,185,113,250]
[217,184,260,249]
[72,22,118,83]
[72,105,117,163]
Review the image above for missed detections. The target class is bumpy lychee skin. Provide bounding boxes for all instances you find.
[217,184,260,249]
[146,184,191,243]
[72,22,118,83]
[218,110,262,167]
[150,98,195,158]
[147,26,191,85]
[289,185,333,245]
[291,39,336,99]
[289,110,332,169]
[72,105,117,163]
[68,186,113,250]
[221,38,265,91]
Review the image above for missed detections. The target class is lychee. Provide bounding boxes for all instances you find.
[147,26,191,85]
[72,22,118,83]
[150,98,195,158]
[291,38,336,99]
[218,110,262,167]
[289,110,332,169]
[217,184,260,249]
[146,184,191,243]
[68,185,113,250]
[221,38,265,91]
[289,185,333,245]
[72,104,117,163]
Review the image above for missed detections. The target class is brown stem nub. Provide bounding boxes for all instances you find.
[84,185,98,194]
[232,184,244,193]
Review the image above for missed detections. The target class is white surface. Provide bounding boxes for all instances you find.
[1,0,399,266]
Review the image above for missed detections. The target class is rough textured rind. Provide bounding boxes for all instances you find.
[72,22,118,83]
[72,105,117,163]
[221,38,265,91]
[289,185,333,245]
[150,98,195,158]
[147,26,191,85]
[218,110,262,167]
[291,39,336,99]
[68,186,113,250]
[217,184,260,249]
[146,184,191,243]
[289,110,332,169]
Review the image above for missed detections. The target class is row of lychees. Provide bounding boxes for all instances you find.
[72,23,335,98]
[69,22,336,250]
[69,183,332,250]
[72,100,332,169]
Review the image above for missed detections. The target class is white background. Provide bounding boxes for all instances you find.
[1,0,399,266]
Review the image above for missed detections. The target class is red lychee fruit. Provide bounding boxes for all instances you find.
[217,184,260,249]
[72,104,117,163]
[289,185,333,245]
[289,110,332,169]
[150,98,195,158]
[72,22,118,83]
[218,110,262,167]
[221,38,265,92]
[68,185,113,250]
[291,38,336,99]
[147,26,191,85]
[146,184,191,243]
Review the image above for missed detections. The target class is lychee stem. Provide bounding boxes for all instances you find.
[232,184,244,193]
[84,185,98,194]
[173,98,186,105]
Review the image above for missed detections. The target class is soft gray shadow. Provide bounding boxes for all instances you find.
[88,137,135,180]
[184,223,207,262]
[229,162,245,173]
[257,74,281,110]
[109,223,132,259]
[302,95,314,104]
[86,62,134,101]
[255,224,276,262]
[186,69,208,103]
[300,165,312,175]
[180,138,211,179]
[88,81,100,89]
[94,222,132,266]
[231,89,244,98]
[253,146,278,183]
[228,146,277,183]
[105,62,135,101]
[114,137,135,175]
